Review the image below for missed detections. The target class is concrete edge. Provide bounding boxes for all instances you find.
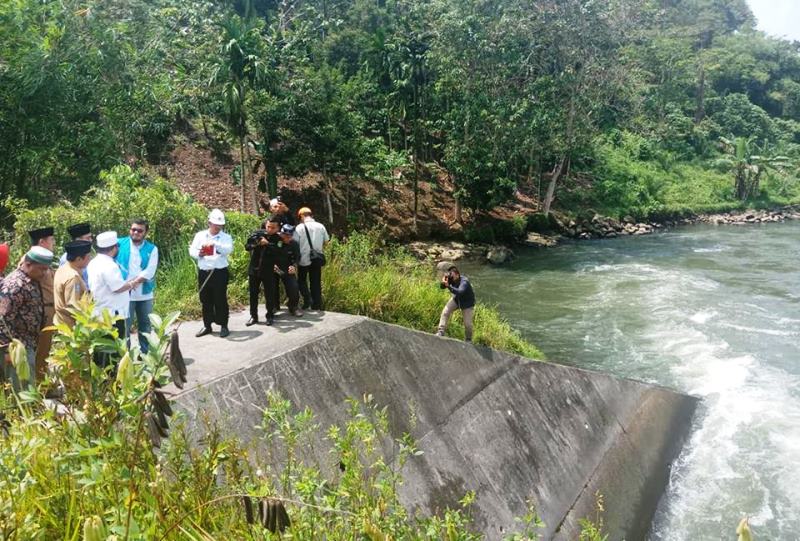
[173,314,368,398]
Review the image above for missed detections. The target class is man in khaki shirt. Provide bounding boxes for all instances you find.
[53,241,93,328]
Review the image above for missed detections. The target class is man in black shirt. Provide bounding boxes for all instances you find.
[245,218,281,326]
[274,224,302,318]
[436,266,476,342]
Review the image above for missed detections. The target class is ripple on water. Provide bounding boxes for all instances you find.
[462,222,800,539]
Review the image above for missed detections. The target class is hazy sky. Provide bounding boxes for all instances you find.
[747,0,800,41]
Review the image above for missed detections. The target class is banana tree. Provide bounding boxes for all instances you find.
[718,136,792,200]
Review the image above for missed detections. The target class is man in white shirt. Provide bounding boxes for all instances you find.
[87,231,140,366]
[189,209,234,338]
[293,207,330,310]
[116,219,159,353]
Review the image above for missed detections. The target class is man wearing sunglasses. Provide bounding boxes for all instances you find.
[116,219,159,353]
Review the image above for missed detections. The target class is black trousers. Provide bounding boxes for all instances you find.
[298,264,323,309]
[248,273,273,319]
[198,267,229,328]
[268,272,300,314]
[94,318,127,370]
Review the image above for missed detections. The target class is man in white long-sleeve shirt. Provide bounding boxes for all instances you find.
[87,231,140,368]
[189,209,233,338]
[116,219,159,353]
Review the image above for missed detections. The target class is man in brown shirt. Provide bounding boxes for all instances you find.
[53,240,93,328]
[28,227,57,378]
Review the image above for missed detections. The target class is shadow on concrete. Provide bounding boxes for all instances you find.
[270,317,316,333]
[224,329,263,342]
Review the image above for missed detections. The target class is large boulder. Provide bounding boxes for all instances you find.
[486,246,514,265]
[522,232,559,248]
[439,248,465,261]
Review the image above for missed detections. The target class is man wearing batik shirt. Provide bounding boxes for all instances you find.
[0,246,52,389]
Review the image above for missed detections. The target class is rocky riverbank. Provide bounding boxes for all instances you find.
[556,207,800,240]
[408,206,800,267]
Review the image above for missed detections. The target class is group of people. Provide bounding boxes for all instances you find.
[0,195,479,390]
[0,220,159,388]
[0,199,331,389]
[189,200,330,338]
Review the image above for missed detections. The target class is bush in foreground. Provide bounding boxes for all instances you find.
[0,305,549,540]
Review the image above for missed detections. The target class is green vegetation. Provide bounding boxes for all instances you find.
[1,0,798,225]
[12,166,541,359]
[0,303,595,540]
[0,306,488,539]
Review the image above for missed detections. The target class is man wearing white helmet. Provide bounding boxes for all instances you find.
[189,209,234,338]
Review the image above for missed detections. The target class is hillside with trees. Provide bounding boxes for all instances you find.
[2,0,798,232]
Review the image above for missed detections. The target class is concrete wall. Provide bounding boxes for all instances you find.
[174,312,697,540]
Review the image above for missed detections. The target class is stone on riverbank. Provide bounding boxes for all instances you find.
[487,245,514,265]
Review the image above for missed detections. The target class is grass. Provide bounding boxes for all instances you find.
[322,233,542,359]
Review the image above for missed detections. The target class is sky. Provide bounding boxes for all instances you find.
[746,0,800,41]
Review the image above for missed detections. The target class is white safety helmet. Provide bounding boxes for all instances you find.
[208,208,226,226]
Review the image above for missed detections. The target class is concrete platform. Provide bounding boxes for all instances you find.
[174,309,366,390]
[172,309,698,540]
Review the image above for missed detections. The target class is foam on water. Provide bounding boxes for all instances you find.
[463,222,800,539]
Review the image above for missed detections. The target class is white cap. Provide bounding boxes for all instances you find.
[208,209,225,225]
[26,246,54,265]
[96,231,119,248]
[269,198,279,207]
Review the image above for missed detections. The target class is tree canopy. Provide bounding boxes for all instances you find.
[1,0,798,218]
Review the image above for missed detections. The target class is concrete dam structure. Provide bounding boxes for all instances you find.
[173,310,698,540]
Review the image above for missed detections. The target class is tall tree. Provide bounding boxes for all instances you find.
[211,4,266,213]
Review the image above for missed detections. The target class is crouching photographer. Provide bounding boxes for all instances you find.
[436,265,475,342]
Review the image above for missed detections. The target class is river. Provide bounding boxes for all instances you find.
[459,222,800,540]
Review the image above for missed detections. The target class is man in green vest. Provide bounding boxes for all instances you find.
[116,219,159,353]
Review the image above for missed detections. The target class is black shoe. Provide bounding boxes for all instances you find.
[301,301,311,310]
[290,308,304,317]
[266,315,274,326]
[246,317,258,326]
[195,327,212,337]
[220,326,230,338]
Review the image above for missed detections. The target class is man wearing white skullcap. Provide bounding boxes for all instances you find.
[86,231,141,351]
[189,209,234,338]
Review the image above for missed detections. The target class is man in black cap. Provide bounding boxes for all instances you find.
[59,223,92,264]
[59,223,92,286]
[28,227,57,379]
[274,223,302,318]
[53,240,93,329]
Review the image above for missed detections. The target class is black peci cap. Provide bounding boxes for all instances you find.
[67,222,91,239]
[64,240,93,258]
[29,226,55,244]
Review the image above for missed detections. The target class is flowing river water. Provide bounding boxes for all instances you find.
[459,221,800,540]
